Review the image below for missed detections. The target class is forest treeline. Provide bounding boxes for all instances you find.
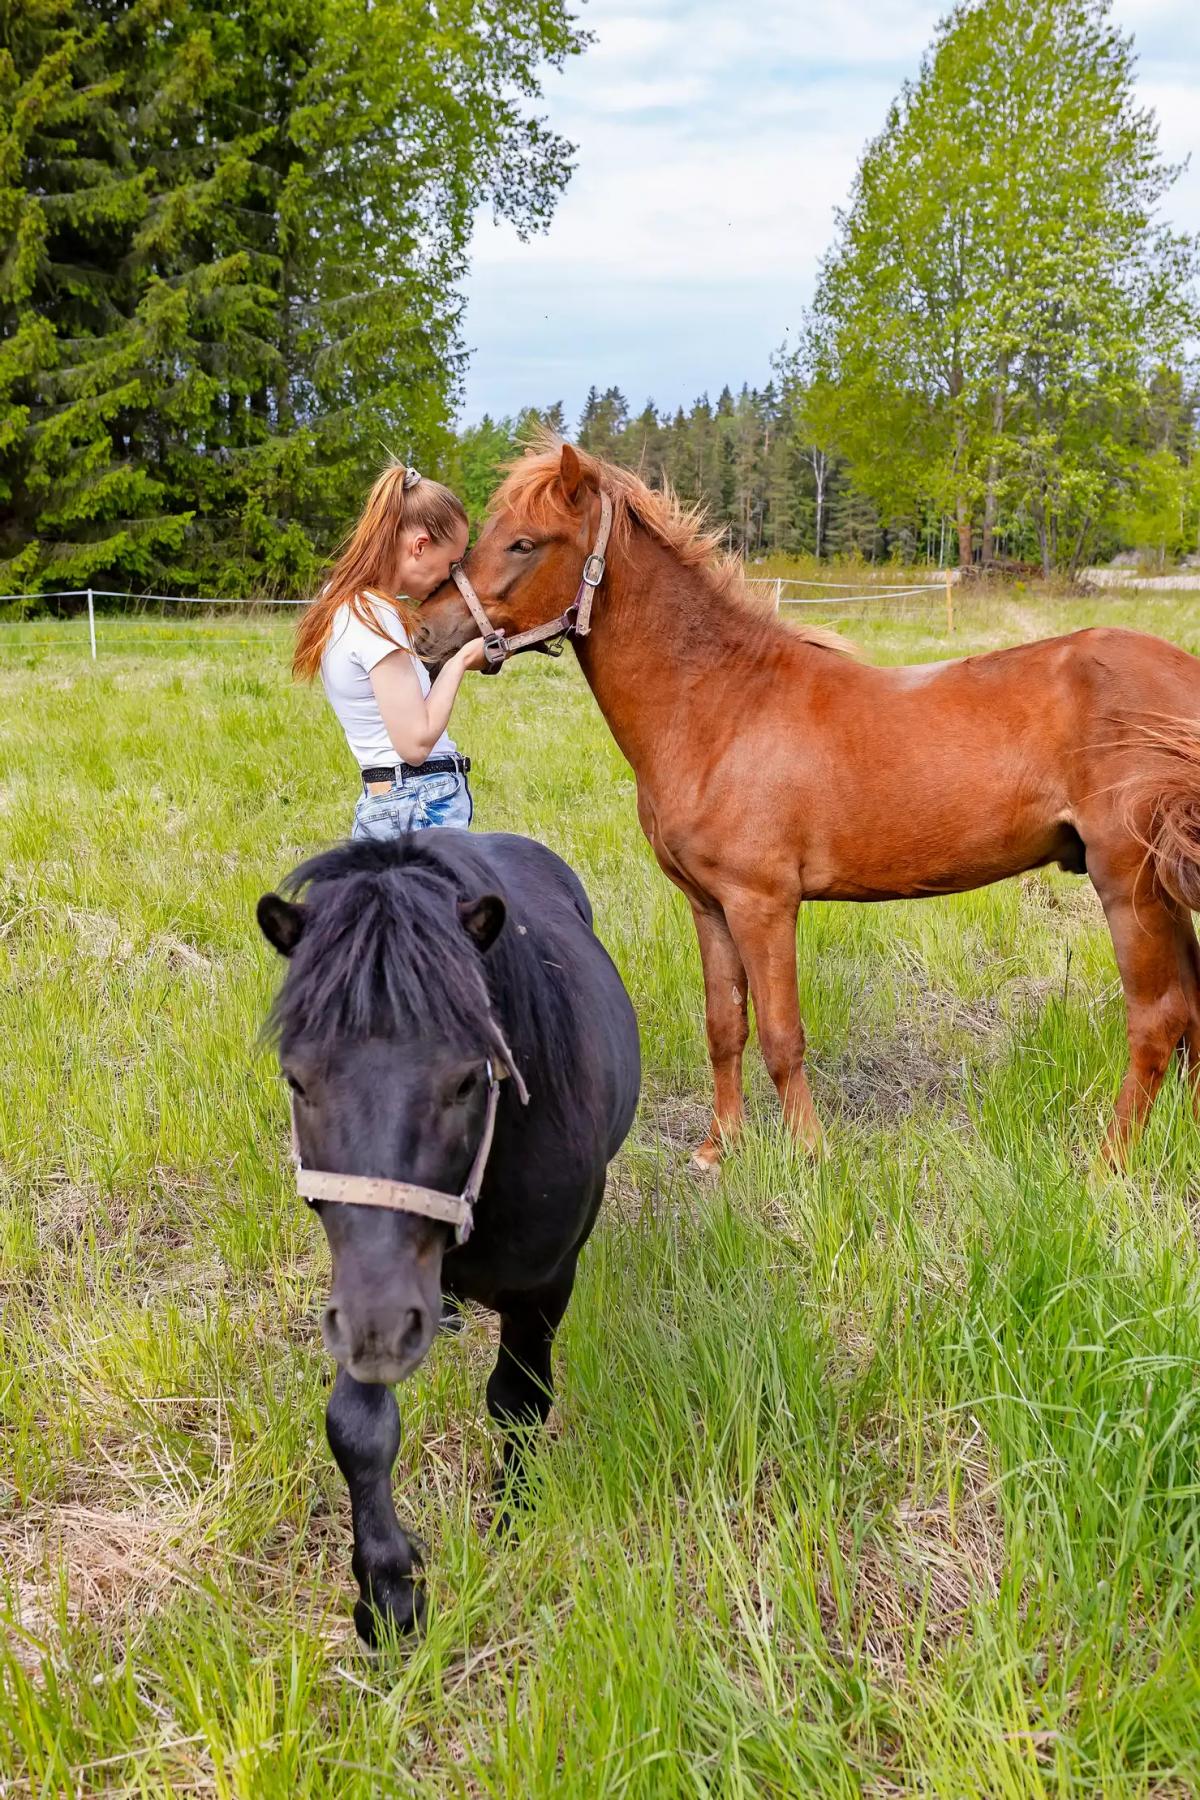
[459,0,1200,576]
[458,359,1199,574]
[3,0,1197,599]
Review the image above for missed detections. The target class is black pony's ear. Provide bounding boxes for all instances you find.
[257,893,307,956]
[458,893,506,953]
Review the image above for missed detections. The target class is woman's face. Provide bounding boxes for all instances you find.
[397,521,469,603]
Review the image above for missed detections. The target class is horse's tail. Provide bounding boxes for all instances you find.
[1129,717,1200,911]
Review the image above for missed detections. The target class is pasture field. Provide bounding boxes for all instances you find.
[3,591,1200,1798]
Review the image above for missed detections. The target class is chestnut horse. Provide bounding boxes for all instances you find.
[419,441,1200,1167]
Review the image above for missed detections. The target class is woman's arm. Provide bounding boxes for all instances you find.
[369,640,486,765]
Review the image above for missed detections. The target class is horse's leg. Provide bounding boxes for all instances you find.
[690,900,750,1171]
[1091,862,1191,1161]
[326,1367,424,1645]
[1173,912,1200,1116]
[724,892,822,1151]
[487,1268,575,1501]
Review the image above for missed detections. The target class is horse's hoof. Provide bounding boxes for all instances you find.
[353,1579,426,1648]
[690,1145,722,1176]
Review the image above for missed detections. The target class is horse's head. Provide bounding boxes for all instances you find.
[417,442,606,662]
[257,844,511,1385]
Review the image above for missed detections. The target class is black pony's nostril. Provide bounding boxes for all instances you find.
[399,1308,425,1355]
[322,1304,342,1342]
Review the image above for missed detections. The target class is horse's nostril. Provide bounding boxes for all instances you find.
[399,1307,426,1355]
[322,1304,342,1343]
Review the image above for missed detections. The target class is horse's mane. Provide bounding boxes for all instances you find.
[266,834,578,1126]
[492,432,855,659]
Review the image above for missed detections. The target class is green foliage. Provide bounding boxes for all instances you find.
[1113,447,1200,566]
[0,0,584,597]
[577,383,629,461]
[455,378,962,564]
[462,0,1200,577]
[807,0,1200,572]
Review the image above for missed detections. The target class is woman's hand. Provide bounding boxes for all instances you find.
[455,638,491,673]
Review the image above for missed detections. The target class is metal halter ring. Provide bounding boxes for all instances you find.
[480,632,508,673]
[448,488,613,667]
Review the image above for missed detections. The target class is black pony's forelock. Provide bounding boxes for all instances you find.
[265,833,575,1119]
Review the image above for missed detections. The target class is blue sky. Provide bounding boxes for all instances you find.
[458,0,1200,427]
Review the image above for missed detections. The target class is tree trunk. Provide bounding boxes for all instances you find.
[956,494,973,569]
[951,385,972,568]
[1066,513,1093,580]
[1037,497,1052,579]
[981,359,1007,565]
[981,464,998,564]
[811,449,827,559]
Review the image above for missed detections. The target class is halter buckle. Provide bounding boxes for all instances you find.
[480,631,508,673]
[535,604,577,657]
[582,552,606,588]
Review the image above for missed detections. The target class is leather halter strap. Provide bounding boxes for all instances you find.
[292,1059,519,1247]
[450,489,613,673]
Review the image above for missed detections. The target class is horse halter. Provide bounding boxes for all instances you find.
[449,489,613,673]
[291,1054,530,1248]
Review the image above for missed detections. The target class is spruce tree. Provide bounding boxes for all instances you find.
[576,385,629,460]
[0,0,177,592]
[2,0,585,596]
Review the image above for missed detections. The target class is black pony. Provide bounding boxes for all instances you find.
[258,830,640,1642]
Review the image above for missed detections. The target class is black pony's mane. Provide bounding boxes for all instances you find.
[267,834,577,1121]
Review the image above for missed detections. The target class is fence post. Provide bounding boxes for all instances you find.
[775,578,782,612]
[944,570,955,634]
[87,587,97,659]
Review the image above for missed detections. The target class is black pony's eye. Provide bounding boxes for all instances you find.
[284,1073,305,1098]
[510,538,534,555]
[454,1069,480,1103]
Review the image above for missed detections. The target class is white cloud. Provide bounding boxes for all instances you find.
[460,0,1200,424]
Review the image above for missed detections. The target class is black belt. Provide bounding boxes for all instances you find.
[361,754,470,786]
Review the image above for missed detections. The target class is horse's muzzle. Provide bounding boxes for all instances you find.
[322,1295,436,1385]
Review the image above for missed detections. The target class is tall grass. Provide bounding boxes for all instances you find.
[2,599,1199,1796]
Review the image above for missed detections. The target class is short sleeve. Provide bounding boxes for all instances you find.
[345,593,412,675]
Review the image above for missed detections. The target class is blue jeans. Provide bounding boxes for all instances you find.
[352,769,473,840]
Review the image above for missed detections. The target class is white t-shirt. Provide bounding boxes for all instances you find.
[320,592,456,770]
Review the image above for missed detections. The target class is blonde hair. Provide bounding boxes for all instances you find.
[293,463,468,681]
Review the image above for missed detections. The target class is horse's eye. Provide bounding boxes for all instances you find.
[453,1069,480,1103]
[284,1073,305,1098]
[510,538,534,555]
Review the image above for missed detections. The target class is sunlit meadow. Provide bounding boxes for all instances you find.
[2,588,1200,1797]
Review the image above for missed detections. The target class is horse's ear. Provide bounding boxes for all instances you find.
[257,893,307,956]
[458,893,506,953]
[559,443,593,504]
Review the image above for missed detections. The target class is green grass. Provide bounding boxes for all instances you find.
[2,595,1200,1797]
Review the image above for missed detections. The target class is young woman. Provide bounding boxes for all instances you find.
[294,463,486,839]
